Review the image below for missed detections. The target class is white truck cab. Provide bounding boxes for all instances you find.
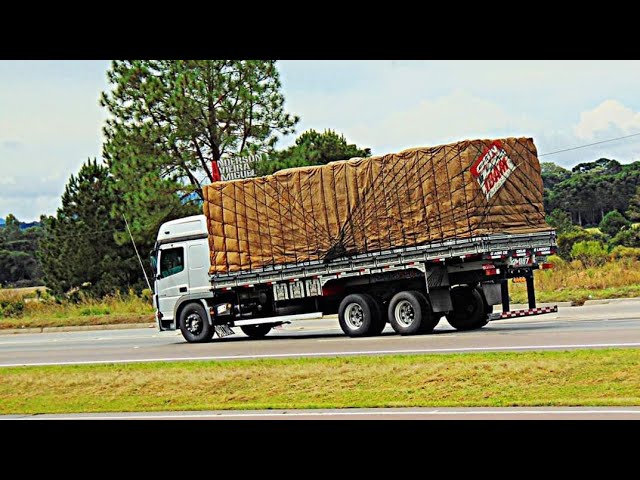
[151,215,212,331]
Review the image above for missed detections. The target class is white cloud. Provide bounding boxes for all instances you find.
[0,176,16,185]
[349,89,539,154]
[574,100,640,140]
[0,195,61,221]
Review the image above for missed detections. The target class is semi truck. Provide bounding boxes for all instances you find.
[151,137,558,343]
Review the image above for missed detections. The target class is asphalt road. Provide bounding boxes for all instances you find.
[3,407,640,420]
[1,299,639,367]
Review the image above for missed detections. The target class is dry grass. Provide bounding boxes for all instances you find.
[0,313,153,330]
[0,288,153,330]
[0,349,638,414]
[511,258,640,304]
[0,286,43,297]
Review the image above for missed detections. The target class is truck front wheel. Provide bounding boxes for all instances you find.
[241,324,272,339]
[446,286,488,331]
[179,303,214,343]
[338,293,382,337]
[388,290,437,335]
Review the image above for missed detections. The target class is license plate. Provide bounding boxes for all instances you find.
[508,256,532,267]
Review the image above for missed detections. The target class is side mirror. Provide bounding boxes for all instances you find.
[156,274,162,280]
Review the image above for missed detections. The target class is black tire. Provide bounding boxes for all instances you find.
[338,293,382,337]
[240,324,272,339]
[446,286,488,331]
[179,302,214,343]
[421,312,442,333]
[370,297,387,336]
[388,290,437,335]
[477,286,494,316]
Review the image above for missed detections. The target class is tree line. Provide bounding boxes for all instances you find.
[0,215,42,287]
[542,159,640,264]
[543,158,640,227]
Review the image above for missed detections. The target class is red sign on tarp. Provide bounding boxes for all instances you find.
[470,140,516,200]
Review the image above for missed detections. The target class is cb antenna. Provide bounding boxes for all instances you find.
[123,214,153,292]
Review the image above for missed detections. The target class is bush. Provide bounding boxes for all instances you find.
[0,298,25,318]
[610,227,640,248]
[557,228,607,261]
[545,254,566,269]
[599,210,630,237]
[609,246,640,261]
[571,240,608,267]
[141,289,153,303]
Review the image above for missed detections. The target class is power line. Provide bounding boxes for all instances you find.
[539,132,640,157]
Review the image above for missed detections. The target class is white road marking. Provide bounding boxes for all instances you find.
[14,409,640,420]
[0,334,165,346]
[1,342,640,367]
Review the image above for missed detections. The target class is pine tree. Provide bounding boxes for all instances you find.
[37,159,145,297]
[255,129,371,175]
[100,60,299,250]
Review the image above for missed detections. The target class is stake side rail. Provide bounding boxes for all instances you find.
[210,231,557,290]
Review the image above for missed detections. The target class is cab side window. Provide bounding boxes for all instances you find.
[160,247,184,278]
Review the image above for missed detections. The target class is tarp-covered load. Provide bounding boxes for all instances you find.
[203,137,551,274]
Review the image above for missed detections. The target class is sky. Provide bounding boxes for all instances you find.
[2,60,640,221]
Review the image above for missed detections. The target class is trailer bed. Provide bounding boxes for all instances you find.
[210,230,556,289]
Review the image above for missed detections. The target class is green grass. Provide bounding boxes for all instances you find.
[1,349,639,414]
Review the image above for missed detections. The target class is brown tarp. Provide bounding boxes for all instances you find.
[203,137,551,274]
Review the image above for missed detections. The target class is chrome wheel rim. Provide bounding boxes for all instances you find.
[345,303,364,330]
[186,313,203,335]
[394,300,415,327]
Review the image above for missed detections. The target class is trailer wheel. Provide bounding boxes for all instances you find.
[240,324,272,339]
[422,312,442,333]
[179,303,214,343]
[477,287,494,316]
[446,286,488,331]
[338,293,382,337]
[388,290,437,335]
[367,297,387,335]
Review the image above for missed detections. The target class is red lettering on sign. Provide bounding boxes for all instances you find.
[471,141,515,200]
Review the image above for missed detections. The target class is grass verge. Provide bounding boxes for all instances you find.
[1,349,639,414]
[0,314,153,330]
[510,257,640,304]
[0,288,153,330]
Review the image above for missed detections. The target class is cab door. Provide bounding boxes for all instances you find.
[156,245,188,321]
